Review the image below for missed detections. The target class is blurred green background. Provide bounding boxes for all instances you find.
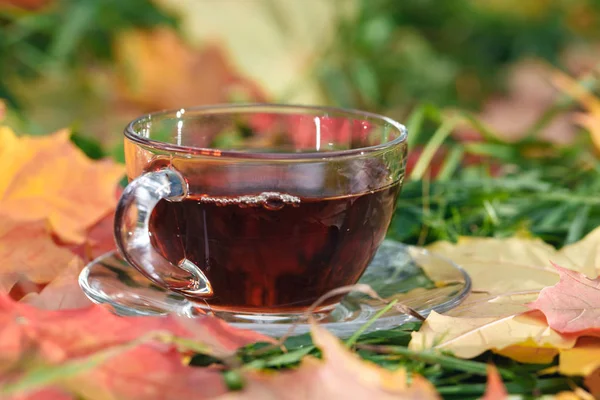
[3,0,600,247]
[2,0,599,141]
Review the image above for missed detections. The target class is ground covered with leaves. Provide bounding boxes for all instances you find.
[2,71,600,399]
[2,1,600,398]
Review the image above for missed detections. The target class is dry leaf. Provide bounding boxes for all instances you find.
[0,216,78,294]
[0,293,269,371]
[409,311,575,363]
[218,325,440,400]
[528,265,600,336]
[454,59,576,144]
[0,128,123,243]
[552,389,596,400]
[0,294,272,399]
[481,365,508,400]
[113,28,265,113]
[60,345,227,400]
[447,292,541,319]
[551,68,600,153]
[0,0,53,10]
[156,0,341,104]
[6,387,73,400]
[584,366,600,399]
[427,228,600,318]
[559,337,600,377]
[69,211,116,263]
[19,258,91,310]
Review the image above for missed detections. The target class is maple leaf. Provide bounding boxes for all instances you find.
[528,265,600,335]
[0,215,78,294]
[559,337,600,377]
[3,335,228,400]
[427,228,600,318]
[0,294,271,367]
[6,387,73,400]
[454,59,576,144]
[409,310,575,363]
[584,366,600,399]
[481,365,508,400]
[0,127,123,243]
[218,325,440,400]
[0,294,270,399]
[551,68,600,154]
[68,211,117,263]
[0,0,53,10]
[113,28,266,113]
[19,258,90,310]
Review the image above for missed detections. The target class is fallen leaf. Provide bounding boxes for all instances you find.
[0,294,270,371]
[409,311,575,363]
[2,331,228,400]
[156,0,340,104]
[20,258,90,310]
[62,345,227,400]
[427,228,600,317]
[551,68,600,153]
[6,387,74,400]
[584,366,600,399]
[447,292,540,318]
[218,325,440,400]
[69,210,117,262]
[481,365,508,400]
[0,128,123,243]
[0,0,54,10]
[558,227,600,279]
[0,294,271,399]
[559,337,600,377]
[453,59,576,144]
[0,216,78,294]
[552,389,596,400]
[528,265,600,335]
[113,28,266,113]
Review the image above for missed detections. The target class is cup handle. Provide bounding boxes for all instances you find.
[114,168,213,296]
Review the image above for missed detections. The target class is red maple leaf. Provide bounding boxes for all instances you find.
[528,264,600,336]
[0,294,272,399]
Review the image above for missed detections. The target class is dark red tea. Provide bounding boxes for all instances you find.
[149,181,401,313]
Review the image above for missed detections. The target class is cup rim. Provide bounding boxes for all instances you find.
[124,103,408,160]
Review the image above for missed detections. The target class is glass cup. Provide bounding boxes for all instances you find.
[115,104,407,321]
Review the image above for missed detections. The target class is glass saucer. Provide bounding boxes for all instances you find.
[79,240,471,338]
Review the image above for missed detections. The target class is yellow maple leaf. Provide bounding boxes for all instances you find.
[416,230,600,366]
[559,338,600,377]
[409,311,575,363]
[0,127,124,243]
[427,229,600,318]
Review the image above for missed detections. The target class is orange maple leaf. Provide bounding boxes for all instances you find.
[0,127,124,244]
[585,366,600,399]
[19,258,91,310]
[113,28,266,113]
[528,264,600,336]
[0,215,78,294]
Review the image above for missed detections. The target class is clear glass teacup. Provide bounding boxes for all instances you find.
[115,104,407,321]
